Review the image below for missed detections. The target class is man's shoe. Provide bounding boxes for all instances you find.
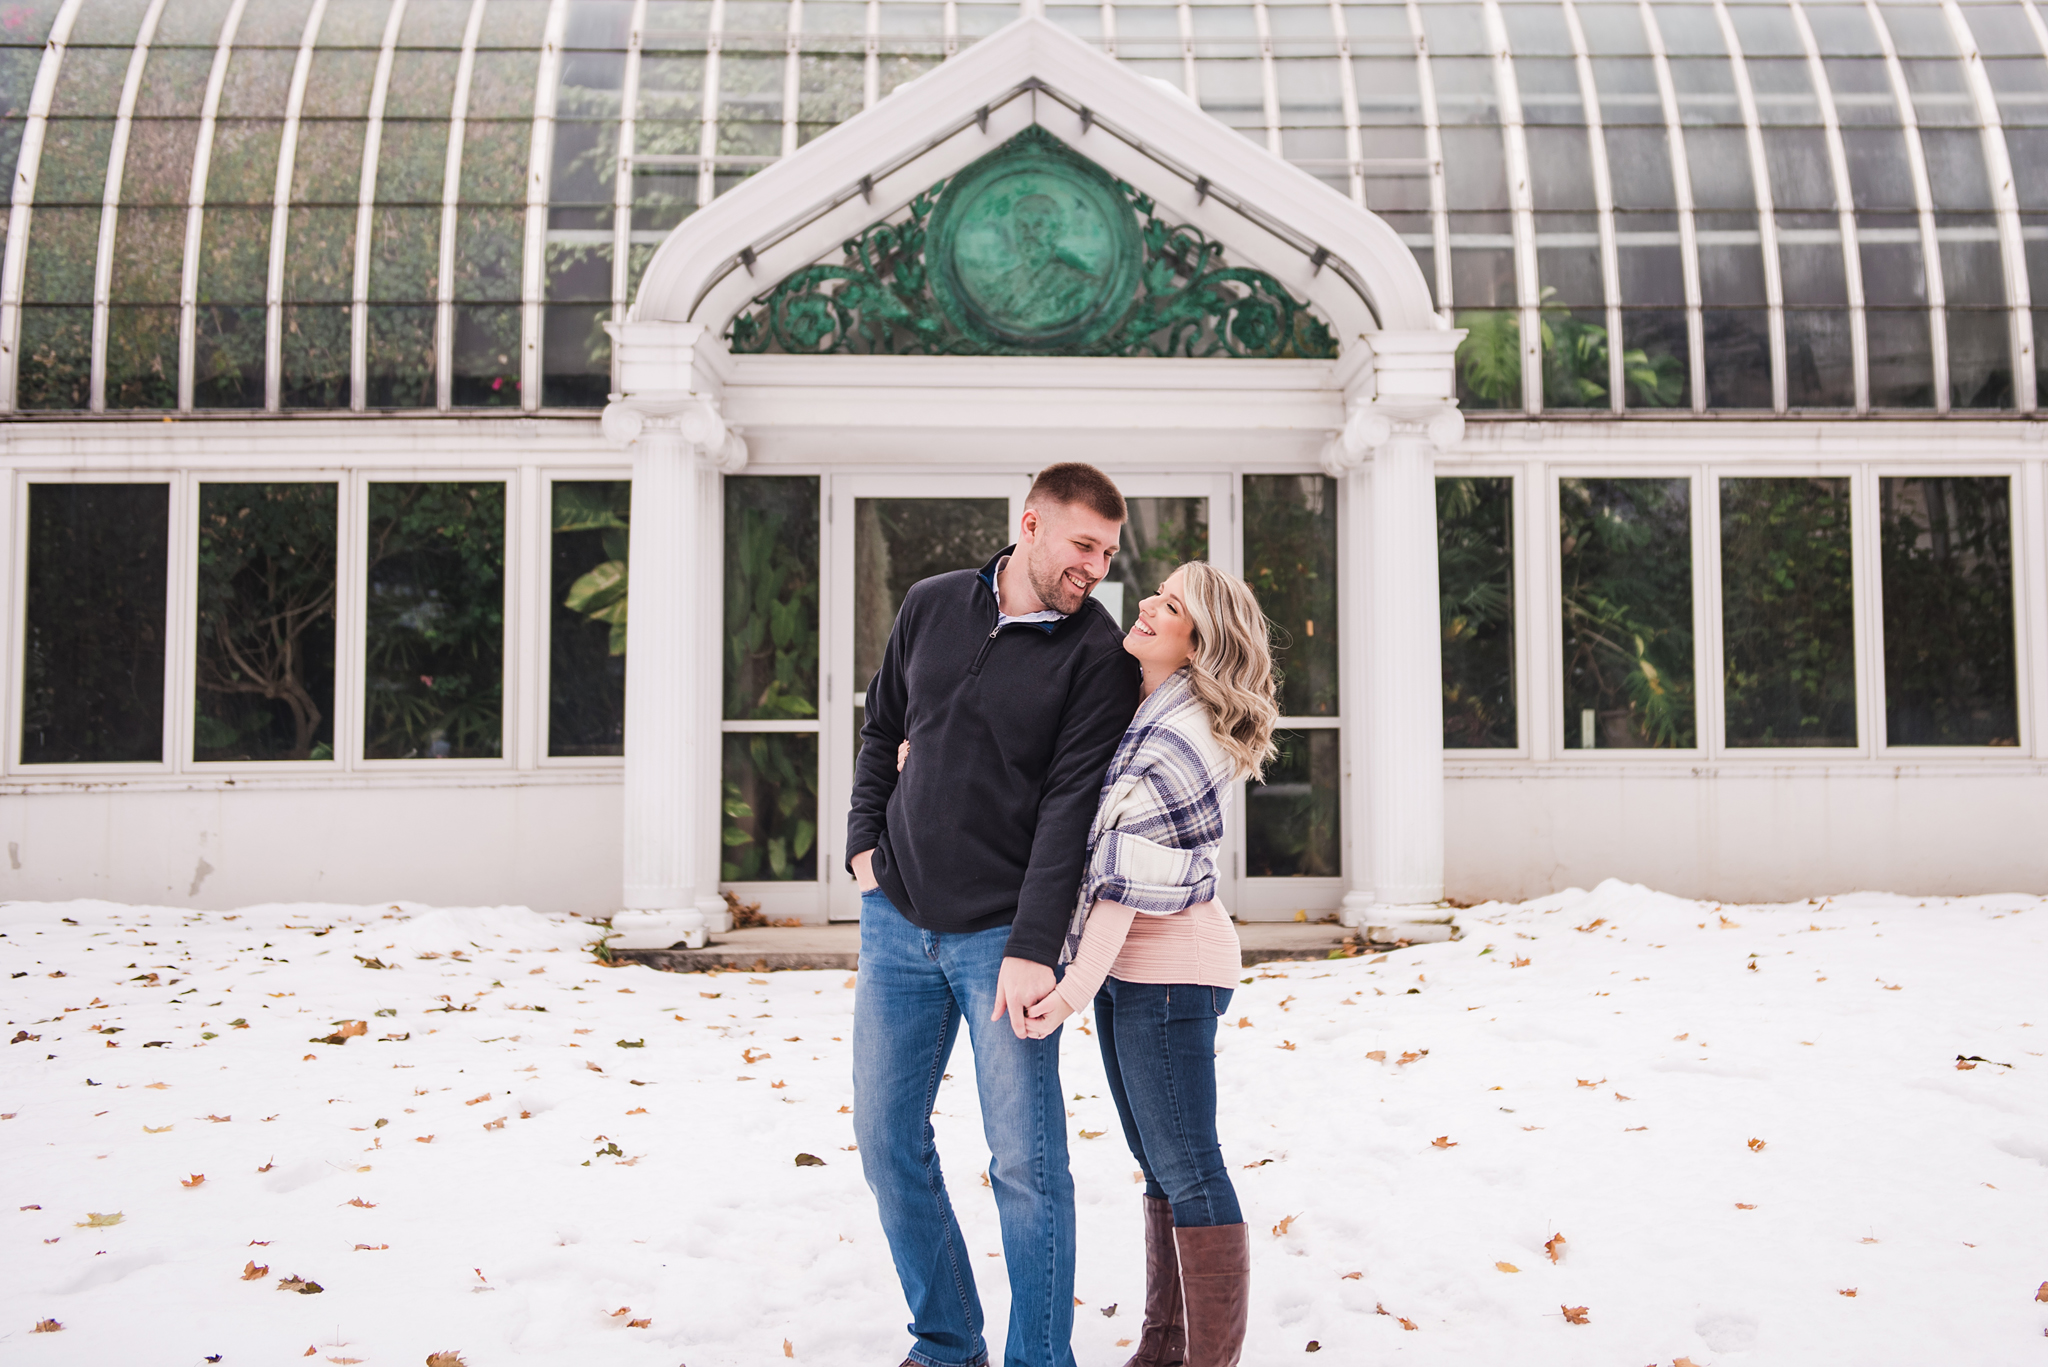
[1174,1222,1248,1367]
[1122,1196,1186,1366]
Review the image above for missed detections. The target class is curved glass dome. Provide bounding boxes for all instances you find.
[1,0,2043,415]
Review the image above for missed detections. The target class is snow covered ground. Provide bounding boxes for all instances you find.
[3,881,2044,1366]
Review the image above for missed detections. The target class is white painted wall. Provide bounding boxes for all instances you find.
[1445,767,2048,903]
[0,778,622,916]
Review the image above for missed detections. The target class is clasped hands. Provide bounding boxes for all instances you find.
[994,957,1073,1041]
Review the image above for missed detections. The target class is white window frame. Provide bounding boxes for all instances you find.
[1865,460,2033,760]
[9,471,182,777]
[1437,462,1532,759]
[1545,462,1710,760]
[536,466,632,769]
[182,470,351,775]
[1700,463,1872,760]
[350,467,521,771]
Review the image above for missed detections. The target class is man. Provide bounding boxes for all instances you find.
[848,463,1140,1367]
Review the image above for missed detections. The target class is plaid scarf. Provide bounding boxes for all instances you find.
[1063,667,1235,965]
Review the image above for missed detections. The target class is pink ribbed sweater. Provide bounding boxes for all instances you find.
[1052,898,1243,1013]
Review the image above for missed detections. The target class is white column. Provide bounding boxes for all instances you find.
[1326,330,1463,925]
[603,396,746,949]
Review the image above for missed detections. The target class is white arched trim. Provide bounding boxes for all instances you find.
[630,16,1441,345]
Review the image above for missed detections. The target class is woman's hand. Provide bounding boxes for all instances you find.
[896,739,909,772]
[1022,989,1074,1039]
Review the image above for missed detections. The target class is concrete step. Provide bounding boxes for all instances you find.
[611,917,1455,974]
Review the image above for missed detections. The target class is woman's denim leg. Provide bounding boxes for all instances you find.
[852,890,988,1367]
[1094,978,1241,1229]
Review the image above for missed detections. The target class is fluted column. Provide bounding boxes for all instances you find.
[1326,328,1464,925]
[603,396,747,949]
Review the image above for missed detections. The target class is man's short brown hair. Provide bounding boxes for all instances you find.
[1026,462,1126,524]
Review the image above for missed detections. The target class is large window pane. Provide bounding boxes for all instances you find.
[1100,496,1208,631]
[22,484,169,764]
[854,498,1009,689]
[1245,728,1340,877]
[195,483,338,762]
[1560,477,1696,749]
[724,477,820,720]
[1244,475,1338,717]
[722,732,818,882]
[550,479,628,757]
[1439,476,1516,748]
[1879,477,2019,746]
[364,482,505,759]
[1719,478,1856,747]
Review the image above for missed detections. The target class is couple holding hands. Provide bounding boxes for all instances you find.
[846,462,1280,1367]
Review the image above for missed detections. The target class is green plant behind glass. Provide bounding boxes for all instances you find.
[1457,291,1684,410]
[1559,478,1695,749]
[1243,475,1338,717]
[1720,478,1857,747]
[364,482,505,759]
[1879,477,2018,746]
[556,482,630,653]
[1438,477,1516,747]
[195,483,339,761]
[721,479,820,881]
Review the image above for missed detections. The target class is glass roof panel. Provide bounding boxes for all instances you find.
[3,0,2037,415]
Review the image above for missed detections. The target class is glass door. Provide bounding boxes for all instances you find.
[823,475,1028,919]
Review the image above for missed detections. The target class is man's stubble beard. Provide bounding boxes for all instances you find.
[1024,540,1090,615]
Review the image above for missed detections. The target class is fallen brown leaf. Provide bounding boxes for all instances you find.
[1575,1078,1605,1089]
[1397,1050,1426,1066]
[1272,1213,1298,1236]
[627,1318,650,1328]
[1341,1271,1362,1280]
[783,1340,794,1358]
[1365,1050,1386,1062]
[206,1114,231,1123]
[1398,1317,1418,1331]
[1575,918,1606,933]
[144,1124,173,1133]
[1079,1128,1105,1139]
[345,1197,376,1209]
[32,1318,62,1332]
[415,1135,434,1144]
[1430,1136,1457,1149]
[2036,1282,2048,1303]
[1510,956,1530,968]
[1560,1304,1589,1325]
[425,1353,467,1367]
[76,1211,123,1228]
[276,1275,324,1294]
[354,1243,388,1251]
[794,1153,825,1167]
[743,1048,771,1064]
[181,1173,204,1188]
[242,1260,270,1280]
[1278,1040,1296,1051]
[1735,1202,1756,1209]
[1495,1261,1520,1273]
[1545,1232,1566,1264]
[1838,1288,1858,1297]
[482,1117,505,1131]
[257,1160,274,1172]
[464,1093,491,1106]
[626,1107,647,1115]
[1748,1137,1767,1152]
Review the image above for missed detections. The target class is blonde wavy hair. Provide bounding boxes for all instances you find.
[1172,561,1281,782]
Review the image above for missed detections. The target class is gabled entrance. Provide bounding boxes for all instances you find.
[599,15,1464,949]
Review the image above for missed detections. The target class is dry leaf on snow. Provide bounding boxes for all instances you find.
[345,1198,376,1209]
[794,1153,826,1167]
[627,1318,650,1328]
[241,1260,270,1280]
[1575,1078,1605,1089]
[1545,1233,1567,1264]
[1079,1129,1105,1139]
[1839,1288,1858,1297]
[32,1319,62,1333]
[181,1174,204,1188]
[1495,1262,1520,1273]
[1510,956,1530,968]
[1748,1138,1767,1152]
[1272,1214,1298,1237]
[783,1340,795,1358]
[1560,1305,1590,1325]
[425,1354,467,1367]
[144,1124,173,1134]
[1735,1202,1756,1210]
[1399,1318,1418,1331]
[2035,1282,2048,1303]
[76,1212,123,1228]
[276,1275,324,1295]
[1365,1050,1386,1062]
[482,1117,506,1131]
[464,1094,491,1106]
[1278,1041,1296,1051]
[1341,1272,1362,1280]
[1430,1136,1457,1149]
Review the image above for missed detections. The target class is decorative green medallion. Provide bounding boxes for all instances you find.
[728,126,1337,359]
[925,131,1141,349]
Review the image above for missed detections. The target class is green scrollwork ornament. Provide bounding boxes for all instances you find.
[727,126,1337,360]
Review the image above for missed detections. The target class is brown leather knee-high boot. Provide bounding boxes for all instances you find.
[1174,1222,1249,1367]
[1123,1196,1185,1367]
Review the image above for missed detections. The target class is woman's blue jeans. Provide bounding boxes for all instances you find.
[852,888,1077,1367]
[1093,977,1242,1228]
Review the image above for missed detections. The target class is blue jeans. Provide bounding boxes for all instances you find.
[1094,977,1242,1228]
[852,888,1077,1367]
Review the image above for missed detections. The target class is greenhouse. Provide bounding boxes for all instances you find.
[0,0,2042,936]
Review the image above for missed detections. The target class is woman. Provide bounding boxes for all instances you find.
[1023,561,1279,1367]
